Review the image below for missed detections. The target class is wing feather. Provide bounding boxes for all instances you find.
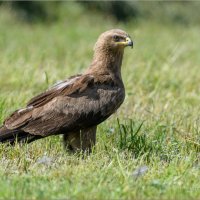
[4,73,124,136]
[27,74,82,107]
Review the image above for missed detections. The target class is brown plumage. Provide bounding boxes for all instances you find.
[0,29,133,152]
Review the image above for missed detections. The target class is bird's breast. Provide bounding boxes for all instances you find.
[97,86,125,117]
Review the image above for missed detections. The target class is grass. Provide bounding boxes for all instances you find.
[0,3,200,199]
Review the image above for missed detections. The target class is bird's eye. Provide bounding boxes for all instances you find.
[113,35,120,42]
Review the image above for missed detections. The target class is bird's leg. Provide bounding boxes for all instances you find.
[63,126,97,153]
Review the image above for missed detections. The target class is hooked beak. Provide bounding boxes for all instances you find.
[125,36,133,48]
[116,36,133,49]
[117,36,133,48]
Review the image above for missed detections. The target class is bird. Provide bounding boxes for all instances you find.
[0,29,133,152]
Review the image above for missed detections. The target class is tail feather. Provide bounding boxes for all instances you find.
[0,126,42,144]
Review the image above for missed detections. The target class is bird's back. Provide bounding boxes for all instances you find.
[2,73,125,137]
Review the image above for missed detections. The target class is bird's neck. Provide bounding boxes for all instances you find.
[86,48,124,80]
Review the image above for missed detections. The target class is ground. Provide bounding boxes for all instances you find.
[0,4,200,200]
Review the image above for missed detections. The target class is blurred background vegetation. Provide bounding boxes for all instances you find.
[0,1,200,25]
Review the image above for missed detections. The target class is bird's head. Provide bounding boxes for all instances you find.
[94,29,133,52]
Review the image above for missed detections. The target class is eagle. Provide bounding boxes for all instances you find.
[0,29,133,152]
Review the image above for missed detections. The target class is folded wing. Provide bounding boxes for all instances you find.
[3,74,123,137]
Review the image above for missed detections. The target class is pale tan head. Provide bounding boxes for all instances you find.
[94,29,133,52]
